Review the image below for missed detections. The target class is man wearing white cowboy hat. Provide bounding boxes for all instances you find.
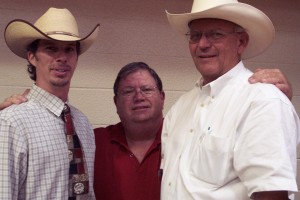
[0,7,99,199]
[161,0,300,200]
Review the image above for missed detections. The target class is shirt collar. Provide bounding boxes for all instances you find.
[110,121,162,149]
[195,61,245,98]
[110,123,128,146]
[27,84,65,117]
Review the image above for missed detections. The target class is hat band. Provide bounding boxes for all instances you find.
[45,31,79,37]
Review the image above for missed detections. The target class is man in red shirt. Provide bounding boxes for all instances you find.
[94,62,164,200]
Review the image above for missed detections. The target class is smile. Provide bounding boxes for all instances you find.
[132,105,150,110]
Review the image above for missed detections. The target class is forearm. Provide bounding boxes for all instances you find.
[251,191,290,200]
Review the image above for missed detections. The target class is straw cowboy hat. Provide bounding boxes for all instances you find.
[4,7,100,59]
[166,0,275,59]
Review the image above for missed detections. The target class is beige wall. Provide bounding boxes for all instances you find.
[0,0,299,198]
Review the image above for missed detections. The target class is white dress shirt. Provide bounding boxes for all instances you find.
[161,62,299,200]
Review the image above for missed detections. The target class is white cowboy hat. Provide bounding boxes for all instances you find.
[4,7,100,59]
[166,0,275,59]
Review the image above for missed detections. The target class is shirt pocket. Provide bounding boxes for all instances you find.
[189,133,234,186]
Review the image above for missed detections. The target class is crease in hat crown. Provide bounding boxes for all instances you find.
[35,8,80,39]
[166,0,275,59]
[191,0,237,12]
[4,7,100,59]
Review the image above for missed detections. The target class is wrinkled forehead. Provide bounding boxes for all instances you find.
[189,18,239,31]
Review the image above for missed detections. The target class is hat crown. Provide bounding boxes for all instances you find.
[34,7,80,37]
[191,0,238,13]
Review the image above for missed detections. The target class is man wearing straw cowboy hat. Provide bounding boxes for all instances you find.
[0,7,99,199]
[161,0,300,199]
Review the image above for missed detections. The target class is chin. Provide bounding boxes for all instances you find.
[133,116,151,123]
[52,80,69,87]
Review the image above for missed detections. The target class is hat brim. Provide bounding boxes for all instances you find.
[166,3,275,59]
[4,19,100,59]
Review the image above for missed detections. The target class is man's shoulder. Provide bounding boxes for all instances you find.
[94,122,123,135]
[94,122,124,148]
[244,82,291,103]
[0,101,36,120]
[68,105,92,124]
[169,86,199,110]
[69,105,87,116]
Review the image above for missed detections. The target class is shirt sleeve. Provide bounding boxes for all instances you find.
[161,102,177,171]
[0,117,28,199]
[234,98,299,196]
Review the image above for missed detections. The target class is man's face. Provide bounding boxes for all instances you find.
[188,18,248,85]
[28,39,78,91]
[114,69,165,125]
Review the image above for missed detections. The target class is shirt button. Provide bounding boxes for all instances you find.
[129,154,134,157]
[169,182,172,186]
[190,129,193,133]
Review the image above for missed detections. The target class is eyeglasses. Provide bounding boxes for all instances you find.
[185,30,237,44]
[118,86,158,98]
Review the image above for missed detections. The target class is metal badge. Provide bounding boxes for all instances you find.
[74,182,85,194]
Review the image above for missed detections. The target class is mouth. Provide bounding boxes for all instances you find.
[51,67,70,77]
[132,105,150,110]
[198,54,216,59]
[55,68,68,72]
[52,69,68,75]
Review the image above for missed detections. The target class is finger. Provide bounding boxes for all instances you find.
[262,77,281,84]
[253,68,263,72]
[0,100,15,111]
[250,70,285,84]
[7,94,27,104]
[11,97,25,104]
[22,89,30,96]
[249,70,269,83]
[274,83,292,100]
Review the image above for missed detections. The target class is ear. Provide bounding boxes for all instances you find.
[113,95,120,115]
[27,51,36,65]
[160,91,165,111]
[113,95,117,106]
[160,91,165,101]
[237,32,249,55]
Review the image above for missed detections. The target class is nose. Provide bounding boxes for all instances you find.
[133,89,146,100]
[56,51,68,62]
[197,34,212,48]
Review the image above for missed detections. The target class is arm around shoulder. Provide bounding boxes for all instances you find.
[251,191,290,200]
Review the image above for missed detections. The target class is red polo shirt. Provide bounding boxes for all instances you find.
[94,122,162,200]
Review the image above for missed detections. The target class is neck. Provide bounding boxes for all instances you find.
[123,117,163,163]
[54,89,69,102]
[36,83,70,102]
[123,116,163,141]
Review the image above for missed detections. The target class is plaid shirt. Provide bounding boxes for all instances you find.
[0,85,95,200]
